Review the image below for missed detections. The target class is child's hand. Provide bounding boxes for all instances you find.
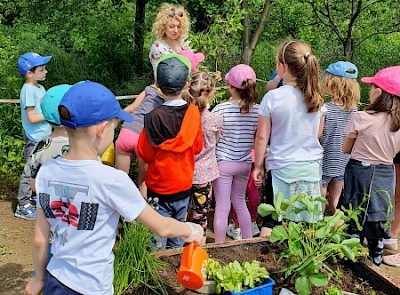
[24,277,44,295]
[253,167,265,188]
[183,222,204,244]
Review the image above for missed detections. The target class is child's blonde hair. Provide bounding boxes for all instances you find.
[322,73,360,111]
[277,40,323,113]
[182,72,214,112]
[152,3,190,43]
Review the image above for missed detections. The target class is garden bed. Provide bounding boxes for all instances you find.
[156,238,391,295]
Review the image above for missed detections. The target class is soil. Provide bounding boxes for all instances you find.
[159,242,386,295]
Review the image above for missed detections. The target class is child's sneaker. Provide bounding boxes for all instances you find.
[383,238,398,251]
[226,223,242,240]
[383,253,400,267]
[14,204,36,220]
[251,221,260,237]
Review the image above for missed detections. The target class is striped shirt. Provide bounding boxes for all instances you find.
[212,102,259,163]
[320,102,357,178]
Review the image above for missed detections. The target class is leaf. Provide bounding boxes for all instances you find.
[341,238,361,247]
[308,273,329,287]
[270,225,289,242]
[296,276,311,295]
[341,245,355,261]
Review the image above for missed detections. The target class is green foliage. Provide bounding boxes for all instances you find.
[324,285,343,295]
[205,258,270,294]
[258,193,367,295]
[0,133,25,176]
[113,222,168,295]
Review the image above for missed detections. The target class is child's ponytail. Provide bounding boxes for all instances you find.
[182,72,214,112]
[238,79,258,114]
[278,40,323,113]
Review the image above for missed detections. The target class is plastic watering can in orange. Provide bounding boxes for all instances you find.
[177,242,208,290]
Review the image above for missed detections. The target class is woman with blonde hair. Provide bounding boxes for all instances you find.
[149,3,191,75]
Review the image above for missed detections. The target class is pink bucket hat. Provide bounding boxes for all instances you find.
[361,66,400,96]
[225,64,256,89]
[179,50,205,72]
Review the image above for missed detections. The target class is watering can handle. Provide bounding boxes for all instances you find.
[187,242,194,268]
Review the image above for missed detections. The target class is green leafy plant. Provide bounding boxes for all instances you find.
[205,258,270,294]
[258,192,367,295]
[324,285,343,295]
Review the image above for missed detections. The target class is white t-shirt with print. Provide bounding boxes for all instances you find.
[36,157,146,295]
[258,85,326,170]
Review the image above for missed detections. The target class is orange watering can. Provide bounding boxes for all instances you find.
[177,242,208,290]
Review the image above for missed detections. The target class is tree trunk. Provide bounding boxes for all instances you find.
[133,0,147,74]
[241,0,273,65]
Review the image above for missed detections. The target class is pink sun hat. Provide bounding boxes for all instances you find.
[225,64,257,89]
[361,66,400,96]
[178,50,205,72]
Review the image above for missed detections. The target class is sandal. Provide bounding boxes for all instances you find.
[383,253,400,267]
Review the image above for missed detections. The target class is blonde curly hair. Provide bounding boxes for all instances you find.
[152,3,190,43]
[322,73,360,111]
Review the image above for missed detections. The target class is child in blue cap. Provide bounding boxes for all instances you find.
[320,61,360,214]
[15,52,52,220]
[24,81,203,295]
[29,84,72,191]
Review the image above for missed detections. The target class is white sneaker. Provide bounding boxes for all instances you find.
[226,223,242,240]
[252,221,260,237]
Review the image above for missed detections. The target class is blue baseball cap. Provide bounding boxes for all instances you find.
[325,61,358,79]
[41,84,72,126]
[18,52,52,76]
[59,81,133,129]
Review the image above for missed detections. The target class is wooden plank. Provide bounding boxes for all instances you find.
[154,237,267,258]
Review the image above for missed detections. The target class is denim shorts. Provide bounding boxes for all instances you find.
[322,175,344,185]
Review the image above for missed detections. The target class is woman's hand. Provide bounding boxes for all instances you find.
[253,167,265,188]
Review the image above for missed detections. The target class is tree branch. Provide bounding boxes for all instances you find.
[249,0,272,50]
[356,23,400,46]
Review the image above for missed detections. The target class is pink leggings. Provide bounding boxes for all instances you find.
[233,167,260,223]
[213,161,252,242]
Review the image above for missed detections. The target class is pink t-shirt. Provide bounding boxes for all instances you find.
[345,111,400,164]
[193,110,223,184]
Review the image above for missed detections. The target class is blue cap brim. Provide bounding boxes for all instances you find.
[117,110,133,123]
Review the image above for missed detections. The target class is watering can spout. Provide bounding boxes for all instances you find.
[177,242,208,290]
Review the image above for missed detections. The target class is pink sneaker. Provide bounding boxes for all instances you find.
[383,253,400,267]
[383,238,398,251]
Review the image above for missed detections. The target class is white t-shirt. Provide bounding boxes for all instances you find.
[212,102,259,163]
[36,157,146,295]
[258,85,326,170]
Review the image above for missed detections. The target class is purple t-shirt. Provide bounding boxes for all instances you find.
[122,86,163,134]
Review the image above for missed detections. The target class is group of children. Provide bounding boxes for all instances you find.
[17,37,400,294]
